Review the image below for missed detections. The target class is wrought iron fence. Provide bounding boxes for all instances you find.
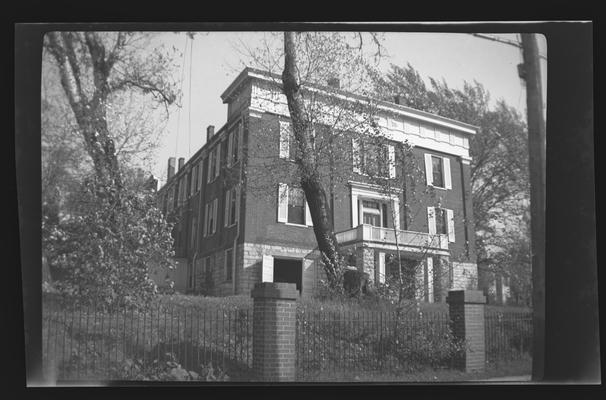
[295,308,457,380]
[485,310,533,365]
[42,295,253,381]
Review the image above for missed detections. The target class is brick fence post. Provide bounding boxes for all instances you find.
[446,290,487,372]
[251,282,298,381]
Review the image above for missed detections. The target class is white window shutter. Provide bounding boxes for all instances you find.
[378,252,385,284]
[427,207,436,235]
[207,154,212,183]
[388,145,396,178]
[215,146,221,178]
[212,199,218,234]
[424,153,433,186]
[350,194,358,227]
[443,157,452,189]
[305,199,313,226]
[262,254,274,282]
[279,121,290,159]
[352,138,361,173]
[447,209,455,243]
[224,189,230,227]
[227,132,233,167]
[426,257,434,303]
[277,183,289,223]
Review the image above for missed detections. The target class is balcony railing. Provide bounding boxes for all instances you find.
[335,224,449,250]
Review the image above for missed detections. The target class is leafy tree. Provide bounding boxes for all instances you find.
[42,32,181,306]
[44,32,179,199]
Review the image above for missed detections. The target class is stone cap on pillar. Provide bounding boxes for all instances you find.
[446,290,486,305]
[251,282,299,300]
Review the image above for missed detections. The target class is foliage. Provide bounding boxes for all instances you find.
[296,305,464,377]
[155,294,253,311]
[43,182,175,309]
[109,353,230,381]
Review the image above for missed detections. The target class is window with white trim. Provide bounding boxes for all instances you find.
[424,153,452,189]
[228,122,241,166]
[207,145,221,182]
[224,186,239,227]
[204,198,218,236]
[192,164,198,193]
[352,138,395,178]
[360,199,388,228]
[427,206,455,242]
[197,159,204,190]
[277,183,313,226]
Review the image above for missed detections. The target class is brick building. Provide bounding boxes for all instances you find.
[154,67,479,301]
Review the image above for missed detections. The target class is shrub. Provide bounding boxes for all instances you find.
[43,183,175,310]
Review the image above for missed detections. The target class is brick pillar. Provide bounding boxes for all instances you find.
[251,282,298,381]
[446,290,487,372]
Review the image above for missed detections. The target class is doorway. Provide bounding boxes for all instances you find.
[273,258,302,293]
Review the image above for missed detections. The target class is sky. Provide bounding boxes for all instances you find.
[148,31,547,182]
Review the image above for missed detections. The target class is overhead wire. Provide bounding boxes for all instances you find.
[174,34,189,159]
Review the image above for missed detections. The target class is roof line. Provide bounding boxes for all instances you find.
[221,67,479,134]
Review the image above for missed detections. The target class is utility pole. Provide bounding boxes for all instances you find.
[519,33,546,381]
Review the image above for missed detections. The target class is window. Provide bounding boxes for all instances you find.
[432,156,444,188]
[224,186,239,227]
[233,124,240,164]
[207,145,220,182]
[279,120,295,160]
[204,198,218,236]
[207,150,215,182]
[434,207,447,235]
[187,171,192,198]
[424,153,452,189]
[197,160,204,190]
[228,123,241,166]
[427,206,455,242]
[277,183,312,226]
[360,200,389,227]
[190,216,197,249]
[288,186,305,225]
[352,138,395,178]
[192,164,199,193]
[225,248,233,282]
[204,256,212,285]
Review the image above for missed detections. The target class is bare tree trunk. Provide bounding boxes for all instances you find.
[282,32,341,287]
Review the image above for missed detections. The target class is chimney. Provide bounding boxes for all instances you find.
[207,125,215,142]
[167,157,176,180]
[327,77,340,89]
[394,94,402,105]
[178,157,185,171]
